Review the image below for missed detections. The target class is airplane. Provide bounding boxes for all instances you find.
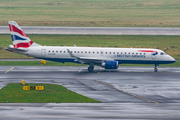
[5,21,176,72]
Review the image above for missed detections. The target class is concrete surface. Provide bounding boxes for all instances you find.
[0,66,180,119]
[1,26,180,35]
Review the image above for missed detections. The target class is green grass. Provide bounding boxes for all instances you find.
[0,61,179,67]
[0,0,180,27]
[1,34,180,59]
[0,83,100,103]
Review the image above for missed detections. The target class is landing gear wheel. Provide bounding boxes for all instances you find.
[88,66,94,72]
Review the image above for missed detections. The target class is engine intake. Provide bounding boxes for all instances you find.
[101,61,119,69]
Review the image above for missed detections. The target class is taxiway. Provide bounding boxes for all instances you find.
[0,66,180,119]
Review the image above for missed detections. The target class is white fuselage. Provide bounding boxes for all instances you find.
[18,46,175,65]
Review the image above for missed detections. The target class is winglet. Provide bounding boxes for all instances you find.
[74,44,77,47]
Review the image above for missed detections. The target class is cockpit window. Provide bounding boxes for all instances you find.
[161,52,167,55]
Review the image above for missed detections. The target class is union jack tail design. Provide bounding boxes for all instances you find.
[9,21,33,48]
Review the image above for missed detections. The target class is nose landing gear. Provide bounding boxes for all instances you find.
[154,64,159,72]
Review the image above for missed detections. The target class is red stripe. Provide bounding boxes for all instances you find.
[138,50,156,52]
[13,41,33,48]
[9,24,28,37]
[9,24,12,31]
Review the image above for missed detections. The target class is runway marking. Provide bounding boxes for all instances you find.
[78,68,82,73]
[5,67,14,73]
[99,81,159,104]
[98,68,102,74]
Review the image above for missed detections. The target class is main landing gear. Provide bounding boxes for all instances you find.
[154,64,159,72]
[88,65,94,72]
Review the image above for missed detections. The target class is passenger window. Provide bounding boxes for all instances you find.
[93,52,95,54]
[105,52,107,54]
[144,53,145,55]
[52,51,54,52]
[113,52,115,54]
[81,51,83,53]
[89,51,91,53]
[125,52,126,54]
[140,53,142,55]
[56,51,58,53]
[161,52,164,55]
[109,52,111,54]
[74,51,76,53]
[136,53,138,55]
[117,52,119,54]
[97,52,99,54]
[64,51,66,53]
[77,51,79,53]
[129,52,130,54]
[132,53,134,54]
[121,52,123,54]
[85,51,87,53]
[48,50,50,52]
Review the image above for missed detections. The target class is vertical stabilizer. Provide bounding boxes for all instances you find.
[8,21,41,48]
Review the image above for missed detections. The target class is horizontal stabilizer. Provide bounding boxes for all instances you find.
[5,46,28,52]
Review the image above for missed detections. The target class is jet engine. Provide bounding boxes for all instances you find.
[101,61,119,69]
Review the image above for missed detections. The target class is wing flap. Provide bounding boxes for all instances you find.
[78,57,113,62]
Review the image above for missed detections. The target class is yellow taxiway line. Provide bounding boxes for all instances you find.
[5,67,14,73]
[78,68,82,73]
[98,68,102,74]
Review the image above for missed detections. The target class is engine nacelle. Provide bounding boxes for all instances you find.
[101,61,119,69]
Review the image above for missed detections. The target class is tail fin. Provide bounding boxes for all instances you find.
[8,21,41,48]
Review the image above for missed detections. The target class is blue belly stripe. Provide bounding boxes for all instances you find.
[35,57,176,65]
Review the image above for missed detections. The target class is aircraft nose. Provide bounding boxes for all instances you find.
[169,56,176,63]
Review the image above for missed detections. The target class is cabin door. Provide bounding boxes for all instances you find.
[151,54,156,60]
[41,49,46,57]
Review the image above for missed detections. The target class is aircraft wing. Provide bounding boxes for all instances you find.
[67,49,113,64]
[75,57,114,63]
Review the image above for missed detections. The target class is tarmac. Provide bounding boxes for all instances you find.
[0,66,180,119]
